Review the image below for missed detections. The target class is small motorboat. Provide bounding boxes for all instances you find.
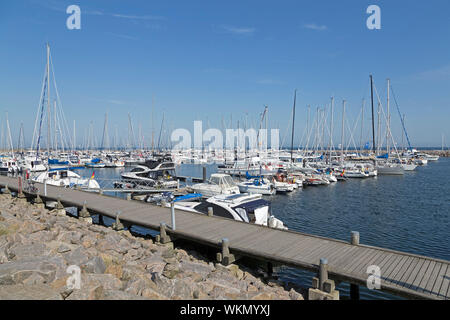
[237,173,276,195]
[32,169,100,189]
[189,173,240,198]
[171,193,287,230]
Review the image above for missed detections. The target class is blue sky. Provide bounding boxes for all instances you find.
[0,0,449,148]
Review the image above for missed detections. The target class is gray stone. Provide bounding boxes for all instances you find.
[179,260,214,276]
[0,256,66,285]
[8,243,51,260]
[81,256,106,274]
[0,284,62,300]
[63,247,89,266]
[103,289,149,300]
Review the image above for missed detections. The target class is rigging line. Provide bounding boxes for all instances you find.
[49,50,73,150]
[36,73,48,159]
[390,84,413,151]
[31,63,48,151]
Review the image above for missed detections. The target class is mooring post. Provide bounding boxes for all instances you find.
[319,258,328,291]
[78,200,92,223]
[112,210,124,231]
[207,206,213,217]
[171,201,176,230]
[351,231,360,245]
[158,222,171,244]
[220,238,235,266]
[202,166,207,182]
[44,179,47,196]
[34,194,44,208]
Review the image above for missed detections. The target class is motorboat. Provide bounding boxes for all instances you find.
[85,158,106,168]
[236,174,276,195]
[343,168,369,178]
[376,162,405,175]
[172,193,287,230]
[20,156,47,172]
[32,169,100,189]
[0,158,20,173]
[120,159,178,188]
[189,173,240,198]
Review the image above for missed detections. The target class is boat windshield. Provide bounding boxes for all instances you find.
[222,176,235,187]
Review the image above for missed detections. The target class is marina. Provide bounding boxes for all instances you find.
[1,168,449,300]
[1,1,449,305]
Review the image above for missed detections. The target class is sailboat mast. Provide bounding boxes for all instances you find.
[360,99,365,154]
[46,43,51,156]
[370,75,376,154]
[73,120,76,152]
[386,78,391,156]
[290,89,297,163]
[341,100,346,163]
[54,100,58,153]
[328,97,334,164]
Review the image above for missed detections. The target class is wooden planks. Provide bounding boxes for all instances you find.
[1,175,449,300]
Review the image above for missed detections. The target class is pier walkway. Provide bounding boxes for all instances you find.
[0,175,448,300]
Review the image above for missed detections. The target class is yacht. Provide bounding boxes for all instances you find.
[236,175,276,195]
[0,158,20,173]
[189,173,240,198]
[172,193,287,230]
[32,169,100,189]
[20,156,47,172]
[376,162,405,175]
[120,159,178,188]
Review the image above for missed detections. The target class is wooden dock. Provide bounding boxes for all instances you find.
[1,175,448,300]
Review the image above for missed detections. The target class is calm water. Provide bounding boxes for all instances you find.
[74,158,450,299]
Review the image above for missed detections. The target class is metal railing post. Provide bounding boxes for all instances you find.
[171,201,176,230]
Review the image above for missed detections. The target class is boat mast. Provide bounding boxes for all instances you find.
[290,89,297,163]
[46,43,51,157]
[54,100,58,153]
[73,120,76,152]
[386,78,391,156]
[370,75,376,155]
[360,99,365,154]
[340,100,346,164]
[328,97,334,164]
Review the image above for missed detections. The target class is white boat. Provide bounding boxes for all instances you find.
[0,158,20,173]
[105,159,125,168]
[32,169,100,189]
[401,163,417,171]
[20,156,47,172]
[426,154,439,161]
[120,159,178,188]
[343,169,369,178]
[376,163,405,175]
[237,177,276,195]
[190,173,240,198]
[173,193,287,230]
[273,181,295,193]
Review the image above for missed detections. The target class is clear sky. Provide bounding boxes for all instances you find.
[0,0,449,148]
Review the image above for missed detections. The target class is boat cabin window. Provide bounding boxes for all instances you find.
[193,202,234,220]
[210,176,221,185]
[60,171,68,178]
[49,172,57,178]
[222,176,235,187]
[131,167,145,173]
